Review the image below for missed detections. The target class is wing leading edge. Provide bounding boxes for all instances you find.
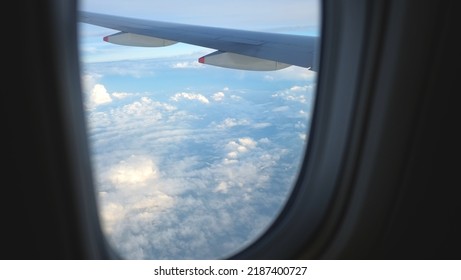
[79,11,318,71]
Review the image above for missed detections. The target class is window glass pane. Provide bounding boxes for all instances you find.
[77,0,320,259]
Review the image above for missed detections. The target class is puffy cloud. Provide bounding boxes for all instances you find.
[171,92,210,104]
[81,73,111,109]
[212,91,225,101]
[88,97,178,129]
[238,137,257,149]
[92,84,112,103]
[108,155,158,187]
[272,84,315,104]
[81,73,136,109]
[223,137,258,162]
[97,155,176,250]
[88,84,113,108]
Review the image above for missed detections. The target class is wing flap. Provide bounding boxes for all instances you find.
[104,32,177,47]
[199,51,290,71]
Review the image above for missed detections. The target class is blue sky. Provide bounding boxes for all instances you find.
[77,0,320,259]
[78,0,319,29]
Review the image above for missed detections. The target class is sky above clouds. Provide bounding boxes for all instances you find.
[77,0,320,259]
[78,0,319,29]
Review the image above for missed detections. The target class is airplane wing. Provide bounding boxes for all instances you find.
[79,11,318,71]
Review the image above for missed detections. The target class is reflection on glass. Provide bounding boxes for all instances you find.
[77,0,319,259]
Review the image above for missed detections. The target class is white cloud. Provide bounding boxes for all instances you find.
[264,66,317,81]
[112,92,131,99]
[223,158,239,165]
[171,92,210,104]
[91,125,298,259]
[96,97,178,129]
[259,138,271,144]
[273,106,290,112]
[237,146,248,153]
[214,118,250,129]
[80,72,112,109]
[295,120,306,129]
[91,84,113,106]
[99,201,126,235]
[253,122,272,129]
[238,137,257,149]
[212,91,225,101]
[81,73,101,91]
[108,155,158,187]
[223,137,258,162]
[225,140,240,151]
[227,152,238,159]
[230,95,242,101]
[272,84,316,105]
[97,154,176,254]
[214,182,229,193]
[172,61,204,69]
[293,85,309,91]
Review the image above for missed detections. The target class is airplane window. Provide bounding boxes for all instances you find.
[77,0,320,259]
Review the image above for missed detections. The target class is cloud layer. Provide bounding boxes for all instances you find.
[81,56,315,259]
